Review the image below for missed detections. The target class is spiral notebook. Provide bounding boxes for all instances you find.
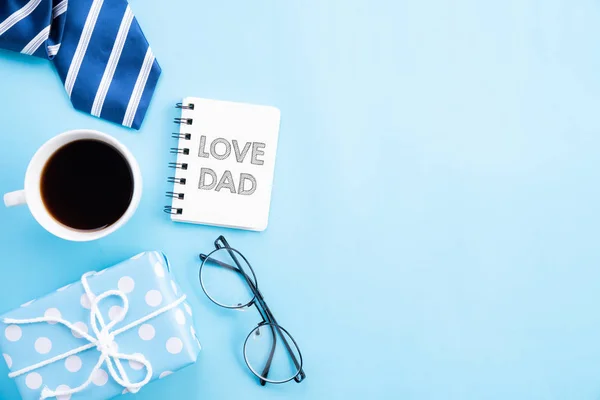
[166,97,281,231]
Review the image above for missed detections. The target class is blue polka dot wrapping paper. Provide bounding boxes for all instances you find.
[0,251,201,400]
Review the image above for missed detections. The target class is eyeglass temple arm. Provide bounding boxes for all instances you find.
[256,303,305,384]
[259,323,278,386]
[199,253,240,273]
[211,237,305,383]
[258,300,306,383]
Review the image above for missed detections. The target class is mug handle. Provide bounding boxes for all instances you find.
[4,190,26,208]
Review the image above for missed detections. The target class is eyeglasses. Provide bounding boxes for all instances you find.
[199,236,306,385]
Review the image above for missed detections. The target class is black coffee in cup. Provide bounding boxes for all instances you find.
[41,139,134,230]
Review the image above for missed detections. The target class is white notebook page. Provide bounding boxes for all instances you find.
[170,97,280,231]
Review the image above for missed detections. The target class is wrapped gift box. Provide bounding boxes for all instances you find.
[0,251,201,400]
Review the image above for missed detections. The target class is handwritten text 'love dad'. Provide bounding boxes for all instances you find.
[197,136,265,196]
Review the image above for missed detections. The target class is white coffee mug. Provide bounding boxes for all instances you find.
[3,129,143,241]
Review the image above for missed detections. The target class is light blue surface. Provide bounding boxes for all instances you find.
[1,0,600,399]
[0,252,200,400]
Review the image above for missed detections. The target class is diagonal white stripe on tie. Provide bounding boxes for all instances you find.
[52,0,68,19]
[64,0,104,97]
[122,48,154,128]
[0,0,43,37]
[47,43,61,56]
[21,25,50,55]
[91,6,134,117]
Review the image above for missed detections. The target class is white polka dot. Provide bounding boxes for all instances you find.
[145,290,162,307]
[65,355,82,373]
[57,284,72,292]
[80,294,94,309]
[92,369,108,386]
[3,354,12,368]
[154,262,165,278]
[131,252,145,260]
[71,322,88,339]
[35,337,52,354]
[56,384,71,400]
[110,341,119,353]
[44,308,61,324]
[25,372,42,389]
[118,276,135,294]
[128,353,145,370]
[184,303,193,316]
[138,324,155,341]
[5,325,21,342]
[175,309,186,325]
[166,337,183,354]
[159,371,173,379]
[20,299,35,307]
[170,280,178,295]
[109,305,124,322]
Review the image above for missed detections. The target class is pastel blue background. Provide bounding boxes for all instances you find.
[0,0,599,399]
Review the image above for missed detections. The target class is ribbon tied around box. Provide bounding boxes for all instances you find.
[2,272,187,399]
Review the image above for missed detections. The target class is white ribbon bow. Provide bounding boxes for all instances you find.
[3,272,187,399]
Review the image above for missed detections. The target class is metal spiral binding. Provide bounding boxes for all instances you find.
[165,102,195,215]
[174,117,193,125]
[167,177,187,184]
[176,103,195,110]
[170,147,189,155]
[172,133,191,140]
[166,191,185,200]
[168,162,188,170]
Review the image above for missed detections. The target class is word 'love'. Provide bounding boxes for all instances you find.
[198,136,265,165]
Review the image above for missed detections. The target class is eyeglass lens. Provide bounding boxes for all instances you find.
[200,247,257,308]
[244,323,302,383]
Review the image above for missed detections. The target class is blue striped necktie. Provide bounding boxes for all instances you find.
[0,0,160,130]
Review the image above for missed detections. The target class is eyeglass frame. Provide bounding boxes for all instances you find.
[199,235,306,385]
